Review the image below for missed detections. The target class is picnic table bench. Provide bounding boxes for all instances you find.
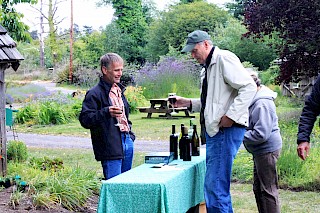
[138,98,195,119]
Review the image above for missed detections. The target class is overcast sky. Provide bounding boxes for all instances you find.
[16,0,232,32]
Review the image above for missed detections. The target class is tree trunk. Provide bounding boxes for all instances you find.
[48,0,58,67]
[39,0,45,67]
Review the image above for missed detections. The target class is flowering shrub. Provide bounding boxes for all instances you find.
[135,57,201,99]
[124,86,149,113]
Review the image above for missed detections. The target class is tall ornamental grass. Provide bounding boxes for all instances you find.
[277,113,320,191]
[135,57,201,99]
[8,162,100,211]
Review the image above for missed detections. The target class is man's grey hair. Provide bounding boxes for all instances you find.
[246,68,261,87]
[199,40,213,46]
[100,53,123,71]
[206,39,213,46]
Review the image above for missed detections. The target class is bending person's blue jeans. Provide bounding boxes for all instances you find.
[205,126,244,213]
[101,133,134,180]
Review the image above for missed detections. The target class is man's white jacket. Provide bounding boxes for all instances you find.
[191,47,256,137]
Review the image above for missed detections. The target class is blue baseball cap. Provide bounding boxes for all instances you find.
[181,30,211,53]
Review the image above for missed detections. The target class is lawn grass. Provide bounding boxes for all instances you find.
[12,107,320,211]
[27,148,147,178]
[16,112,201,140]
[24,148,320,213]
[231,183,320,213]
[17,121,91,137]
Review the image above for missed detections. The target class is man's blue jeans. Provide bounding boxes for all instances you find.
[205,126,244,213]
[101,133,134,180]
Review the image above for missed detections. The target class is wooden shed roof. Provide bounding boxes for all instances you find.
[0,25,24,71]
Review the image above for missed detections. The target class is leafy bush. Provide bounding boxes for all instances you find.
[54,65,70,84]
[54,64,101,89]
[55,63,136,89]
[15,93,82,125]
[15,104,35,125]
[135,57,201,99]
[29,156,64,172]
[260,64,280,86]
[275,95,304,108]
[7,140,28,163]
[214,18,277,70]
[124,86,149,113]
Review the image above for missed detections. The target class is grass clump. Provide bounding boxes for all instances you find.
[8,156,100,211]
[7,140,28,163]
[5,148,146,210]
[232,98,320,191]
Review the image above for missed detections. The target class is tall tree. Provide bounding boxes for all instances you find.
[214,17,277,70]
[30,0,66,67]
[100,0,148,64]
[243,0,320,83]
[145,1,230,62]
[0,0,35,41]
[39,0,45,67]
[225,0,246,20]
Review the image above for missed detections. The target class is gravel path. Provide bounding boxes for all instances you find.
[6,81,209,153]
[6,131,214,153]
[30,80,76,95]
[6,81,247,153]
[6,131,175,152]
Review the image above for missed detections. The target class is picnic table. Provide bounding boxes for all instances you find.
[138,98,195,119]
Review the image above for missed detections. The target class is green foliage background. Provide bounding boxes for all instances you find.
[145,1,230,62]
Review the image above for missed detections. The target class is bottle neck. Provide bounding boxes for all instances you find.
[172,125,175,134]
[183,126,189,136]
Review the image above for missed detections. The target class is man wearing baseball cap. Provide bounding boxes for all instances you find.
[175,30,256,212]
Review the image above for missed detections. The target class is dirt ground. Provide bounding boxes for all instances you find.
[0,186,98,213]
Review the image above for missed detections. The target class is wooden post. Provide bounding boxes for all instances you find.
[0,65,7,176]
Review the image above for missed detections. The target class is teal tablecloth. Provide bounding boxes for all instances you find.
[97,153,206,213]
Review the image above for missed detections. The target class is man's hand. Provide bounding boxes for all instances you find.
[109,106,122,118]
[219,115,234,128]
[297,142,310,160]
[172,96,191,108]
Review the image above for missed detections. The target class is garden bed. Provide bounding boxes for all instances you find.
[0,186,98,212]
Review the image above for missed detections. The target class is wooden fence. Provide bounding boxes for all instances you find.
[281,76,317,98]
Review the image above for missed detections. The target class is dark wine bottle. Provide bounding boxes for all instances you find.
[179,123,184,159]
[191,124,200,156]
[182,126,191,161]
[170,125,178,160]
[188,119,194,138]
